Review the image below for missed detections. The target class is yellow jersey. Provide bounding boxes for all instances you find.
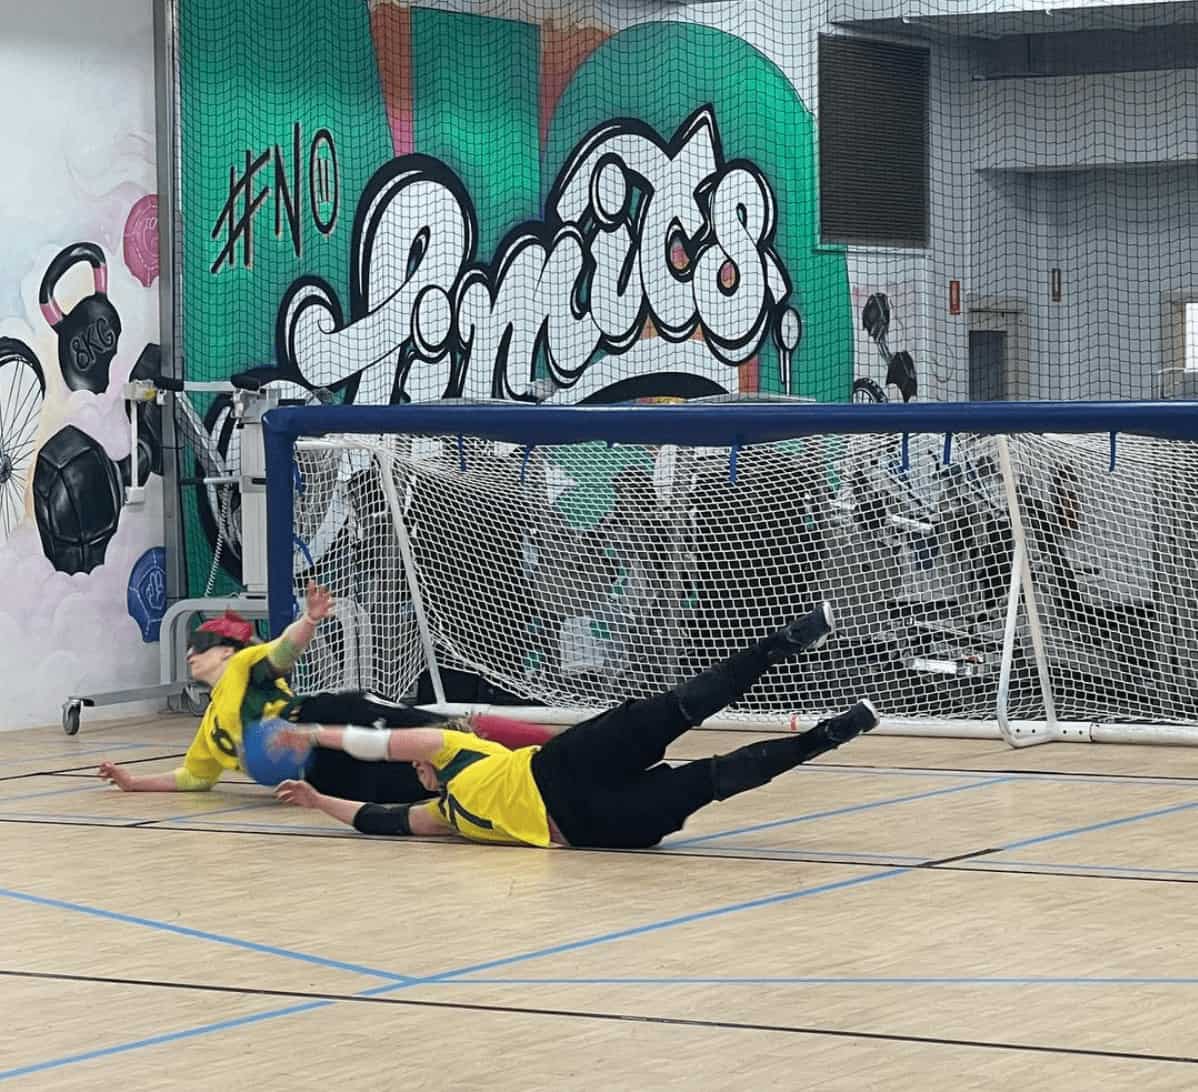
[420,729,550,847]
[180,640,293,786]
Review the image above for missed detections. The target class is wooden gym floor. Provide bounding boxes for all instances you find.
[2,714,1198,1089]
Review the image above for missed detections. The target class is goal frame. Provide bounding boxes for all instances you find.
[263,400,1198,748]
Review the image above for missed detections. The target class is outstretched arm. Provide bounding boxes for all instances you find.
[98,763,213,792]
[99,725,222,793]
[276,780,448,836]
[275,724,446,764]
[260,581,335,677]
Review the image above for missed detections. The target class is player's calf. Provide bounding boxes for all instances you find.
[710,699,879,801]
[674,603,837,725]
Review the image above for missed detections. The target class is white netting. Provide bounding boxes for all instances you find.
[289,429,1198,732]
[287,441,427,701]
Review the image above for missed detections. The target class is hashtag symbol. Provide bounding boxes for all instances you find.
[211,148,272,273]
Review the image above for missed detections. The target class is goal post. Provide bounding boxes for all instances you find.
[262,400,1198,747]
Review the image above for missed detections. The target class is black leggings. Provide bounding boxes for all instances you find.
[531,643,767,849]
[293,691,442,805]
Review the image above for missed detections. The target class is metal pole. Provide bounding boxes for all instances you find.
[376,447,447,706]
[152,0,187,604]
[996,435,1059,746]
[263,415,298,637]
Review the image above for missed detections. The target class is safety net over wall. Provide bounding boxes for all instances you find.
[171,0,1198,603]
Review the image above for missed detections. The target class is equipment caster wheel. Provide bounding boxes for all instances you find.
[182,684,210,716]
[62,700,82,736]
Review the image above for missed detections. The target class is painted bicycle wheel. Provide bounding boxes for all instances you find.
[0,338,46,542]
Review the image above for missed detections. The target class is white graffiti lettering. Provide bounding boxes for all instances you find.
[276,106,800,404]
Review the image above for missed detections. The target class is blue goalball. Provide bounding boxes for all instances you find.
[241,717,312,787]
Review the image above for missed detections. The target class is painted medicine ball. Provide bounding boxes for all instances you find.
[33,425,123,574]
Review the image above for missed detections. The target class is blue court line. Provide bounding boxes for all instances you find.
[0,804,262,823]
[0,802,275,825]
[0,809,349,835]
[998,800,1198,851]
[373,867,914,990]
[0,888,414,983]
[10,966,1198,1082]
[421,974,1198,987]
[1,743,163,766]
[666,775,1016,848]
[162,817,926,853]
[660,845,927,863]
[0,813,150,823]
[157,802,275,824]
[789,764,1198,789]
[0,1001,330,1082]
[9,780,1198,1077]
[0,782,110,804]
[971,859,1198,878]
[0,781,263,808]
[0,865,914,1081]
[168,818,359,835]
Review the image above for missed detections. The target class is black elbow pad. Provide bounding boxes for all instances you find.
[353,802,413,836]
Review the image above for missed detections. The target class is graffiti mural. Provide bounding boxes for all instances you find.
[277,108,802,407]
[0,0,162,730]
[176,2,859,685]
[181,4,853,405]
[178,4,856,572]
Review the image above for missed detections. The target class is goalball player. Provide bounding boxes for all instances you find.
[98,582,556,801]
[272,603,880,849]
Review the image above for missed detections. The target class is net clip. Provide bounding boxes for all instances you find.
[293,534,315,569]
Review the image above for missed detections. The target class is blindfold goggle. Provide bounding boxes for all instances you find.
[187,631,243,656]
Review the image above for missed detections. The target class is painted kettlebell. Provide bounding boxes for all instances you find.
[39,242,121,394]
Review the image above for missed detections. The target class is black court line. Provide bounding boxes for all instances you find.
[921,846,1004,867]
[11,747,1198,786]
[808,760,1198,785]
[0,816,869,862]
[662,744,1198,785]
[5,814,1198,886]
[932,862,1198,886]
[2,968,1194,1068]
[0,753,187,782]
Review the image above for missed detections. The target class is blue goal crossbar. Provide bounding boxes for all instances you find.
[262,400,1198,635]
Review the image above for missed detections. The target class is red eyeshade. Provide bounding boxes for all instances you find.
[196,611,255,647]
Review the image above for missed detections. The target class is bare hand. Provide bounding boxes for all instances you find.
[270,726,317,756]
[304,581,334,622]
[98,761,136,791]
[276,779,321,809]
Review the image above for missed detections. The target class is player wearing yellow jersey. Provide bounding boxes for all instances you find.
[98,582,556,801]
[274,603,880,849]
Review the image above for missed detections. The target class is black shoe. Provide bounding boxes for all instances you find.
[815,699,880,745]
[766,602,835,663]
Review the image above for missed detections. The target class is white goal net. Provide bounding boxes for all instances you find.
[286,427,1198,743]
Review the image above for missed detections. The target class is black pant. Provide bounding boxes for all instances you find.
[531,644,770,849]
[294,691,442,805]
